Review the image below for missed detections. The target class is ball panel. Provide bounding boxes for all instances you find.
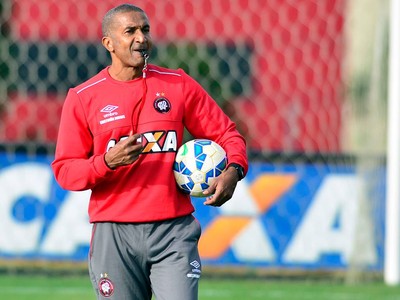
[215,159,227,171]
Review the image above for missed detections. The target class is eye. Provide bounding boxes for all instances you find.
[142,26,150,34]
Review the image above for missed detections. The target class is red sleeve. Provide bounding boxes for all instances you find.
[181,71,248,175]
[51,89,113,191]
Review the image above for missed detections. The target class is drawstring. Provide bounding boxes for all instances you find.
[131,53,149,134]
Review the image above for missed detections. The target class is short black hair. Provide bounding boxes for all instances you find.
[102,4,146,36]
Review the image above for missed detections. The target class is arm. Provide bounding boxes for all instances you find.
[51,89,112,191]
[51,90,143,191]
[181,72,248,206]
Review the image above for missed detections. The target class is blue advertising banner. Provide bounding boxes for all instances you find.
[0,153,384,270]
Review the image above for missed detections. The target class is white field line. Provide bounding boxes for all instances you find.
[2,286,91,294]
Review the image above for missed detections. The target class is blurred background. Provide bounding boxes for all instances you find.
[0,0,391,284]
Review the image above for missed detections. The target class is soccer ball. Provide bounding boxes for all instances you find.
[173,139,227,197]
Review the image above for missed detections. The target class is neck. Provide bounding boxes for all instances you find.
[108,65,143,81]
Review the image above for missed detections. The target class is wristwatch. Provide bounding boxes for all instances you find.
[228,163,245,181]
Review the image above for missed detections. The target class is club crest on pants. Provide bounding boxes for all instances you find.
[99,273,114,297]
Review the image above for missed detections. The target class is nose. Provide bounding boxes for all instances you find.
[135,29,147,43]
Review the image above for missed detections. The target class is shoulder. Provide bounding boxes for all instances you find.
[147,65,200,90]
[71,68,108,95]
[147,64,186,78]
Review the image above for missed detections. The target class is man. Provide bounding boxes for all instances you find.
[52,4,248,300]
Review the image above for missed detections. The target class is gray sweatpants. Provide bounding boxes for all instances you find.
[88,215,202,300]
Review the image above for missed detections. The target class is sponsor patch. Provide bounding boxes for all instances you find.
[99,104,125,125]
[187,260,201,279]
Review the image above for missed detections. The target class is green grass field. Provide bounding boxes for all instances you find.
[2,274,400,300]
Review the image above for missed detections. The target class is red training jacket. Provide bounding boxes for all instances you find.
[52,65,248,223]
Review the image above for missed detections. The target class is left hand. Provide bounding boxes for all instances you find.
[202,166,239,206]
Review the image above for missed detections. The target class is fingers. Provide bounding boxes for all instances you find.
[202,181,218,205]
[203,188,232,207]
[105,133,143,168]
[127,133,142,145]
[125,135,144,159]
[203,195,229,207]
[124,134,143,154]
[203,169,238,206]
[203,193,218,206]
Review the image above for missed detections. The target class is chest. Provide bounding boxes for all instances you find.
[83,81,186,155]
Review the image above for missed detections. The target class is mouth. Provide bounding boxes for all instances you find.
[133,49,148,57]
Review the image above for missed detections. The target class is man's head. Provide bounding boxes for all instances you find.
[101,4,153,76]
[102,4,146,37]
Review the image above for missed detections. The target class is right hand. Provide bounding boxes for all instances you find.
[104,133,144,169]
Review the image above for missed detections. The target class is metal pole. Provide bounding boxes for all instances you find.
[385,0,400,286]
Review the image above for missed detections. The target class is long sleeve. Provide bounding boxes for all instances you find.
[181,72,248,175]
[52,89,114,191]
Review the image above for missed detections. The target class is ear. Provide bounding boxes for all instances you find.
[102,36,114,52]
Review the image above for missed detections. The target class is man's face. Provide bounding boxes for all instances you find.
[105,10,153,68]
